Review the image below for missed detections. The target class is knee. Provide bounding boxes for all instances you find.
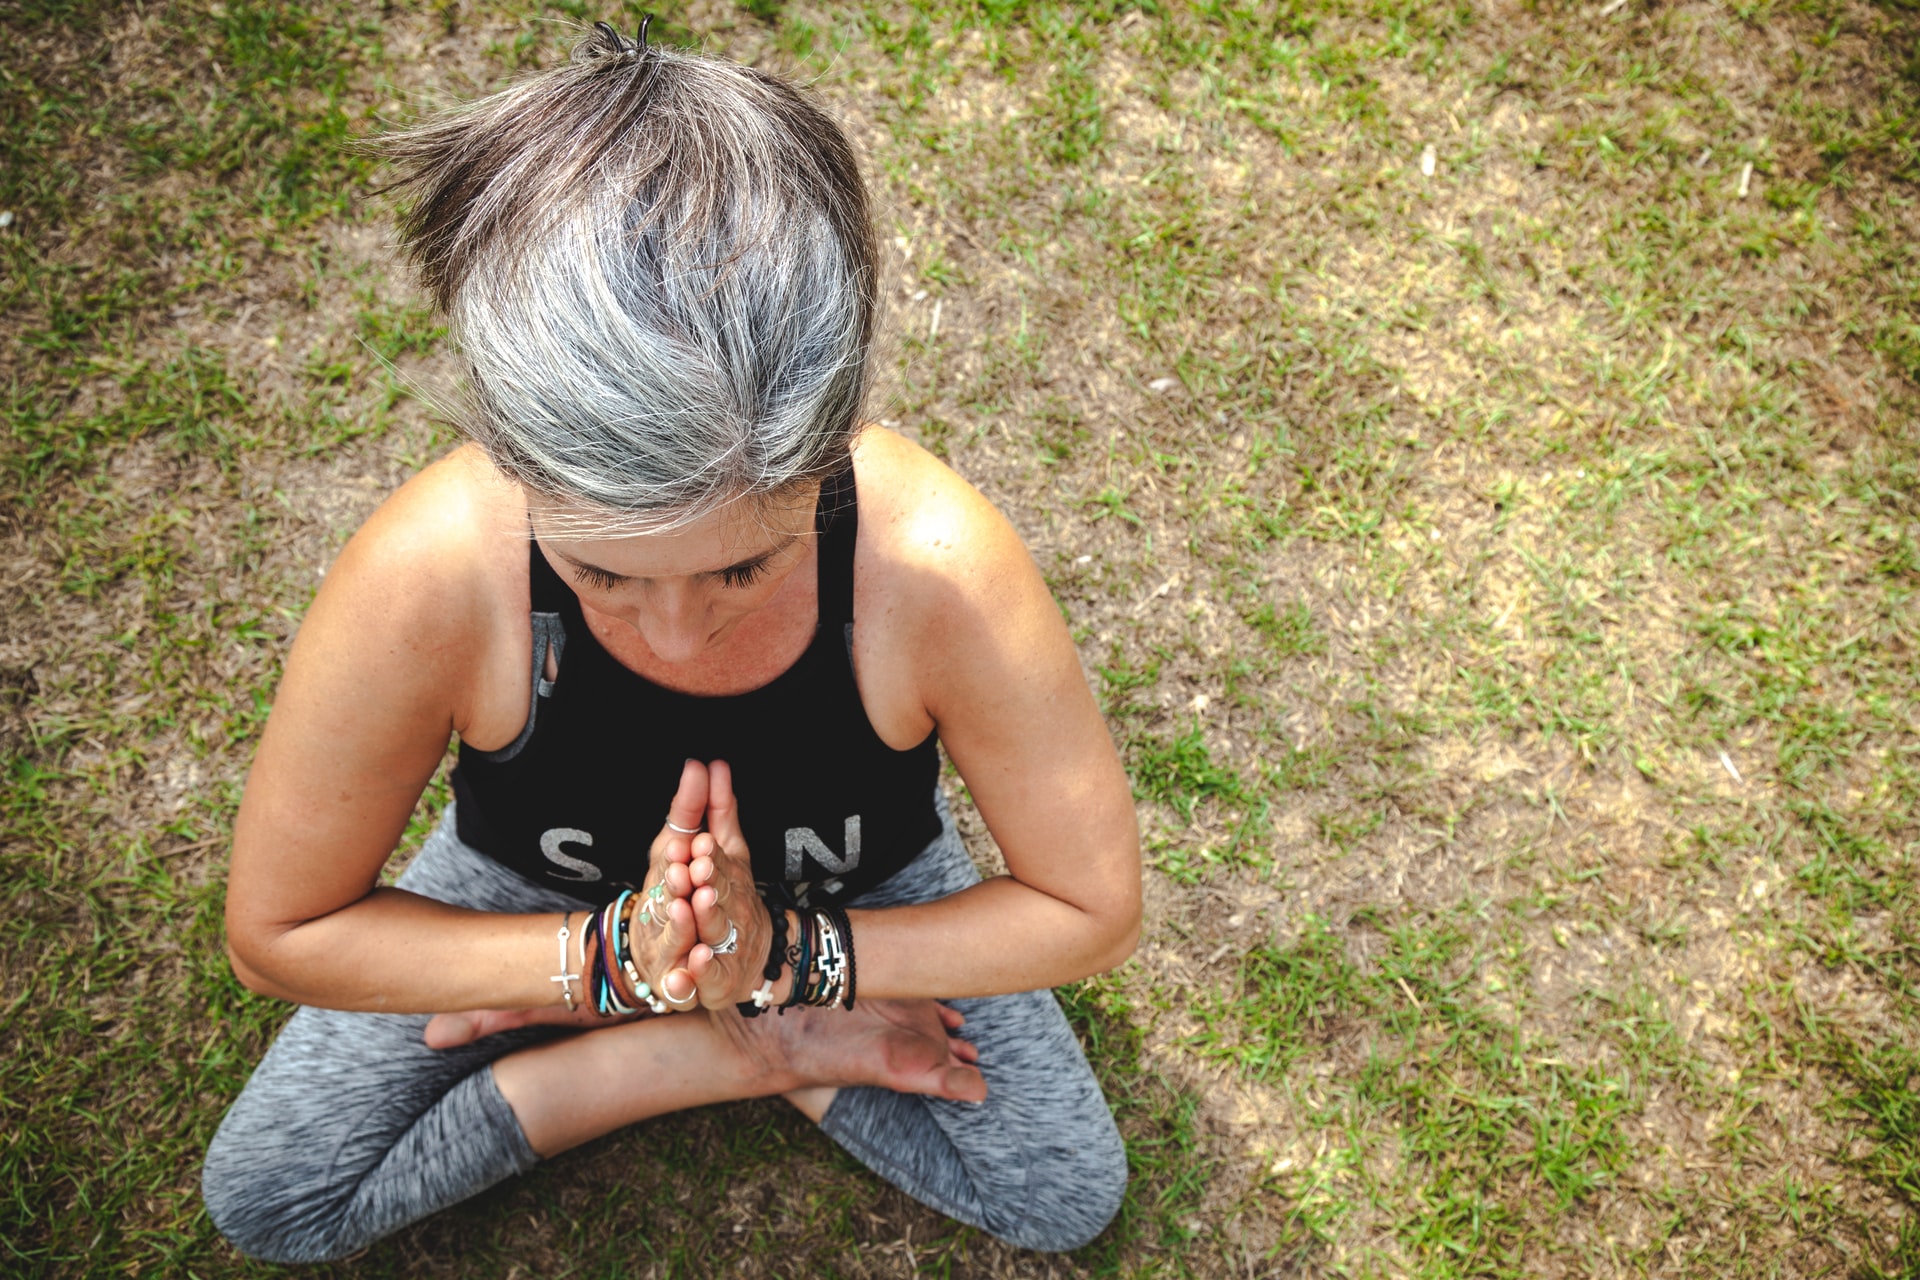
[202,1112,353,1264]
[993,1115,1130,1252]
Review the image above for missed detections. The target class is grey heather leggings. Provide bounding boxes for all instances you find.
[201,799,1127,1263]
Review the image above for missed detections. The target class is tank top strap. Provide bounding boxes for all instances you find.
[815,460,858,627]
[527,537,578,614]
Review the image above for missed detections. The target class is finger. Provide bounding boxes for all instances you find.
[662,861,693,900]
[659,965,701,1009]
[937,1003,966,1032]
[692,883,731,946]
[665,894,699,956]
[682,905,727,999]
[706,759,744,851]
[689,833,718,888]
[661,758,709,843]
[686,835,736,909]
[949,1035,980,1065]
[681,956,738,1010]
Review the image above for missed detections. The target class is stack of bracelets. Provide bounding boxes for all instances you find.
[581,886,670,1016]
[740,884,857,1018]
[552,882,856,1019]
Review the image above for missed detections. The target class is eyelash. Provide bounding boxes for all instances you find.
[574,565,625,591]
[719,560,769,589]
[572,561,769,590]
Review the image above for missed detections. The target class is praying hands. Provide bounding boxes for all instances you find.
[423,760,863,1044]
[419,762,987,1115]
[420,760,733,1048]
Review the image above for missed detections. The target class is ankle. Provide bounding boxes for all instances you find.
[783,1085,839,1123]
[706,1008,808,1096]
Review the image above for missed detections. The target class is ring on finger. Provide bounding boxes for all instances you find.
[665,818,701,835]
[662,979,697,1007]
[710,922,739,956]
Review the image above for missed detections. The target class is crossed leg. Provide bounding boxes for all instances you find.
[203,801,1124,1263]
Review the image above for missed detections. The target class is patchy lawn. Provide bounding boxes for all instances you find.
[4,0,1919,1275]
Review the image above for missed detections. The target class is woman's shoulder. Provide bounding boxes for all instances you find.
[323,444,519,612]
[292,445,526,720]
[850,426,1027,590]
[849,426,1047,660]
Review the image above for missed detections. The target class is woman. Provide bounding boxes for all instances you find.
[202,21,1140,1263]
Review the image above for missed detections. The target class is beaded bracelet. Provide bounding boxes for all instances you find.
[627,892,669,1015]
[738,884,791,1018]
[731,886,859,1016]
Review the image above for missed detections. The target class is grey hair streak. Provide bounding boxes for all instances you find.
[373,23,878,532]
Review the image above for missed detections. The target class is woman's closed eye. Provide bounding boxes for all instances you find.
[718,559,770,589]
[569,558,771,591]
[573,564,626,591]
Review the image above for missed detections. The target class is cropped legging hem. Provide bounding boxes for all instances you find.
[200,796,1127,1263]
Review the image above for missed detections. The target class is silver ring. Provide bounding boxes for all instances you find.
[665,819,700,835]
[710,922,739,955]
[663,984,697,1006]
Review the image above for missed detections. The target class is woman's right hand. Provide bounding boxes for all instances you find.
[670,760,782,1010]
[426,760,714,1046]
[619,758,716,1010]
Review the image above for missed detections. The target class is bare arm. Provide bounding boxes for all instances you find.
[224,454,700,1013]
[861,460,1141,996]
[687,432,1141,1003]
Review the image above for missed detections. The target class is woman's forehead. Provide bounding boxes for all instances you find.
[531,487,816,576]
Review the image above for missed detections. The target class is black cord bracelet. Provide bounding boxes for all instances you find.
[823,901,856,1011]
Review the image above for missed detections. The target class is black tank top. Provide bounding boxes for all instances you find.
[449,466,942,906]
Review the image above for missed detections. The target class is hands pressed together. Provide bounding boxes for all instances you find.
[650,757,784,1013]
[420,760,986,1106]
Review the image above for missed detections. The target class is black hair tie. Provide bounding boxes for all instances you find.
[591,14,652,59]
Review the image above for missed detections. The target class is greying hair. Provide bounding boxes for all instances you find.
[376,23,877,532]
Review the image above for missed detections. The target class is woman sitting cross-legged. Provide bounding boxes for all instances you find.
[200,19,1141,1265]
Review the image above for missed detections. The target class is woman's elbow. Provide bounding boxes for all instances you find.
[1083,905,1141,978]
[224,907,296,998]
[225,939,277,995]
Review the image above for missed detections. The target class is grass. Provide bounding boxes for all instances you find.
[3,0,1920,1275]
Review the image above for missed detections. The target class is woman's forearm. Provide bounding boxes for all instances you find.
[230,888,592,1014]
[846,874,1139,1002]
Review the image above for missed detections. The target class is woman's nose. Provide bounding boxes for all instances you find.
[629,587,708,662]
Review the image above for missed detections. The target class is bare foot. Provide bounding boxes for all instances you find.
[424,1005,638,1050]
[717,999,987,1102]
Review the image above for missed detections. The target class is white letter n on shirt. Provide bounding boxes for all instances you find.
[785,816,861,879]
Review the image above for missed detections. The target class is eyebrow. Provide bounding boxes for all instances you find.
[554,535,801,583]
